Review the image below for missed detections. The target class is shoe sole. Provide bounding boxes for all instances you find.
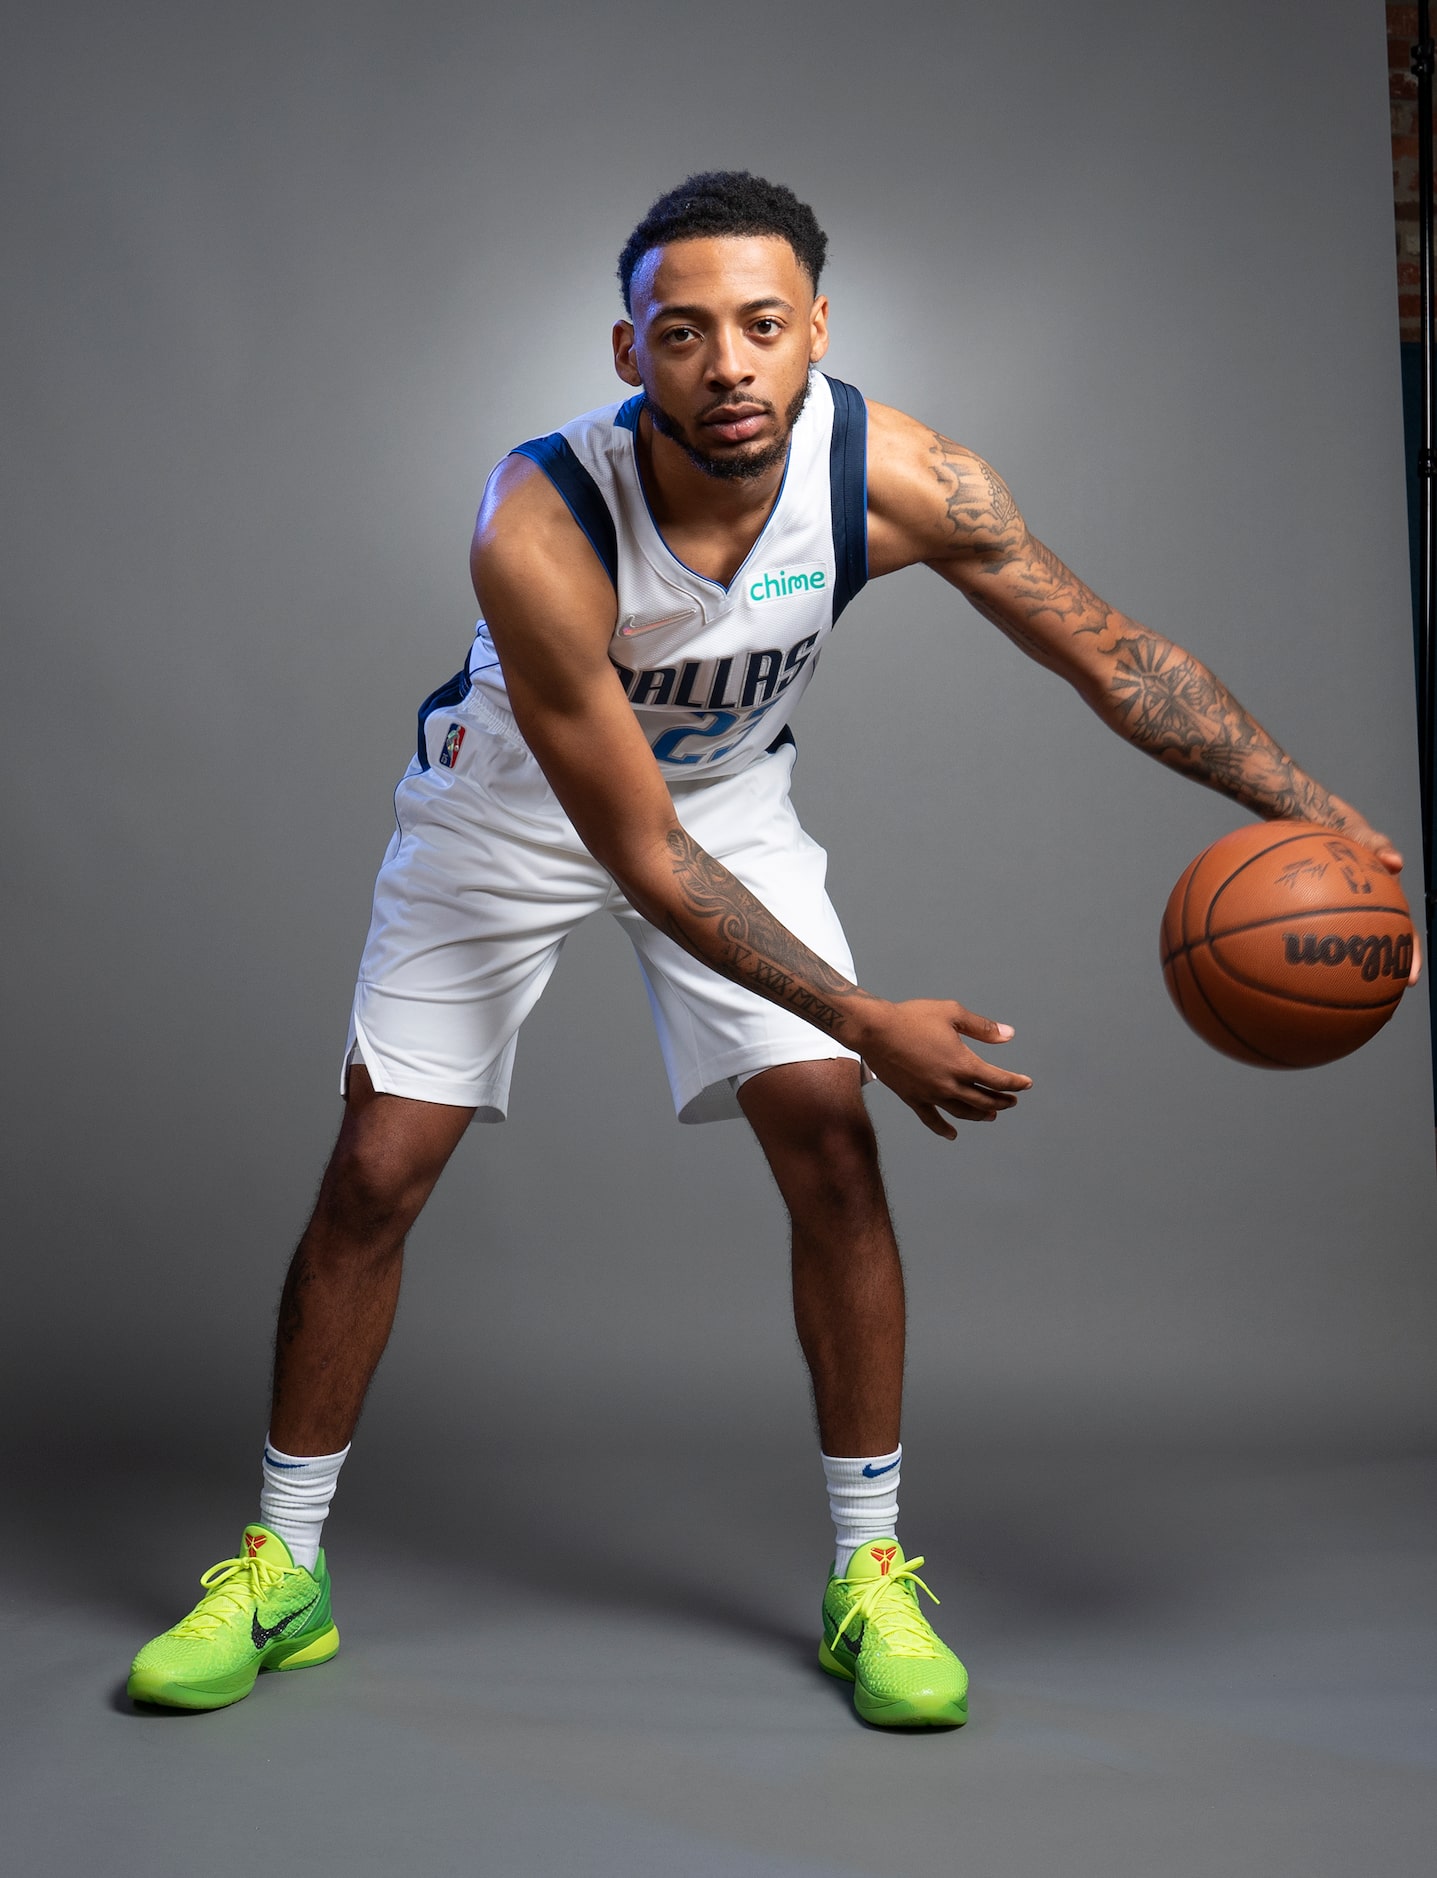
[127,1623,340,1712]
[819,1636,968,1729]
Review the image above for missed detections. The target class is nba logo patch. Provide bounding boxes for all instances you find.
[438,722,465,768]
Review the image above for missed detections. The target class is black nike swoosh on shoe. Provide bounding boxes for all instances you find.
[825,1620,862,1656]
[251,1592,320,1650]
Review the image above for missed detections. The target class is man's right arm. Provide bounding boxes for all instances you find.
[470,456,1031,1137]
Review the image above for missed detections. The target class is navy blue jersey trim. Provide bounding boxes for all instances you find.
[415,666,471,772]
[509,434,619,584]
[823,375,868,623]
[766,723,796,756]
[615,395,644,433]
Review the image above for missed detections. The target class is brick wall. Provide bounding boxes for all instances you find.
[1391,4,1425,341]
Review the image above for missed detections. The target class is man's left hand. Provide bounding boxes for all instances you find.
[1324,804,1422,985]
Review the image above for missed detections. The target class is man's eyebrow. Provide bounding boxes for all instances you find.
[648,296,797,323]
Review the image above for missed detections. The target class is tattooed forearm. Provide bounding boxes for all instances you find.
[997,535,1114,633]
[660,828,862,1035]
[1101,627,1343,824]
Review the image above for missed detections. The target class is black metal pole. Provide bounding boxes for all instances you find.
[1413,5,1437,1128]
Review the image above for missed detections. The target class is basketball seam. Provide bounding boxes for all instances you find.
[1199,945,1405,1012]
[1171,904,1412,956]
[1179,939,1289,1066]
[1210,825,1340,889]
[1162,912,1411,970]
[1207,831,1400,935]
[1165,950,1191,1021]
[1160,860,1201,1021]
[1180,844,1202,952]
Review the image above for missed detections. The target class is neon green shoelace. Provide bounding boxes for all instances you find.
[173,1553,294,1640]
[831,1556,944,1660]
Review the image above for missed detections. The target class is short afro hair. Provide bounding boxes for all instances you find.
[617,171,828,313]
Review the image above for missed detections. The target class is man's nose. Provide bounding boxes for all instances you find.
[705,326,751,387]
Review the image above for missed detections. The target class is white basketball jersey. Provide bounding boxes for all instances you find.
[417,371,868,782]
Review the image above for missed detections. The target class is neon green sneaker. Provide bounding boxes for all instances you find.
[127,1525,339,1711]
[819,1538,968,1728]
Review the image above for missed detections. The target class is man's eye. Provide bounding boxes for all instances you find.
[665,326,697,344]
[752,318,781,336]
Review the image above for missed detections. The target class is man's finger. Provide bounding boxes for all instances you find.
[964,1058,1033,1093]
[947,1082,1020,1113]
[951,1006,1016,1044]
[906,1099,958,1140]
[1410,927,1424,986]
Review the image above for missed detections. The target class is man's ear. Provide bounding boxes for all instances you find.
[613,320,642,387]
[809,295,830,365]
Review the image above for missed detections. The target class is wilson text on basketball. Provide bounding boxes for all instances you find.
[1282,932,1414,981]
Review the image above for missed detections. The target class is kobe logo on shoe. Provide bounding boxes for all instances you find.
[251,1594,319,1650]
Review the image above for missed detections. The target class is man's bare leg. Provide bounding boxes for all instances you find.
[268,1066,475,1454]
[126,1068,474,1708]
[739,1058,967,1725]
[738,1059,904,1457]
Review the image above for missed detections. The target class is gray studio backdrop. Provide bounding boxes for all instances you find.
[4,0,1434,1485]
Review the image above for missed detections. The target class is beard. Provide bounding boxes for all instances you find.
[644,376,812,482]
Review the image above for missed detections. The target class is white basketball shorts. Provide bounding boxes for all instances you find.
[343,697,864,1124]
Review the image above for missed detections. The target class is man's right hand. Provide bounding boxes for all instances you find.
[851,998,1032,1139]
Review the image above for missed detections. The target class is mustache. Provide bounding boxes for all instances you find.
[643,375,811,482]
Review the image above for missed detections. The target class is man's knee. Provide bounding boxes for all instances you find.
[783,1093,878,1164]
[796,1107,883,1207]
[316,1111,447,1245]
[746,1072,885,1216]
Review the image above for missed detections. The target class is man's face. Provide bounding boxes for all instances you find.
[613,235,829,482]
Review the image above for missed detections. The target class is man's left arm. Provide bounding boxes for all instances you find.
[866,402,1407,875]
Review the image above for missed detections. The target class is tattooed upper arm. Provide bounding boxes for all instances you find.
[866,403,1028,576]
[870,402,1116,672]
[924,431,1024,557]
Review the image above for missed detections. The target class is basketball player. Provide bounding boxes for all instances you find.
[127,173,1410,1729]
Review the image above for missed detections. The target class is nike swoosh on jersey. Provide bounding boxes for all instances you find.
[618,608,699,636]
[251,1591,320,1650]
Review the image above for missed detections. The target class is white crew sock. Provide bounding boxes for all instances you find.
[822,1445,902,1576]
[258,1438,350,1572]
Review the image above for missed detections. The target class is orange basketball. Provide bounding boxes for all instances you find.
[1160,823,1414,1068]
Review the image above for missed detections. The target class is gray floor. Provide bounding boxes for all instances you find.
[5,1417,1434,1877]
